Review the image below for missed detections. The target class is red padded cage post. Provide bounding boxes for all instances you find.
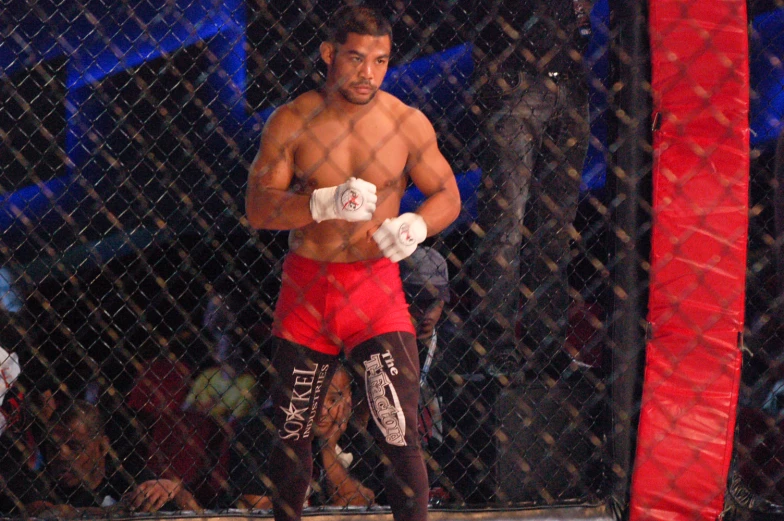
[629,1,750,520]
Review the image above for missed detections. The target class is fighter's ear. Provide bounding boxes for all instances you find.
[320,41,336,66]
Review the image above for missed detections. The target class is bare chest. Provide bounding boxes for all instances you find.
[293,119,409,189]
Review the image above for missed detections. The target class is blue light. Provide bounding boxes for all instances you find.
[750,9,784,147]
[0,176,75,230]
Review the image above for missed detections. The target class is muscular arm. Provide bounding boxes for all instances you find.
[402,109,461,235]
[245,105,314,230]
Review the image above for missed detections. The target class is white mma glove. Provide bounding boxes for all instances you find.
[310,177,377,223]
[0,346,20,408]
[372,213,428,262]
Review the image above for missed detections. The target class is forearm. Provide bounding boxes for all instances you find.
[320,447,375,507]
[415,187,461,236]
[174,485,201,512]
[246,187,314,230]
[238,494,272,510]
[27,502,112,519]
[26,501,75,518]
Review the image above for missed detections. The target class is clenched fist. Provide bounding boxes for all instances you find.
[372,213,427,262]
[310,177,378,223]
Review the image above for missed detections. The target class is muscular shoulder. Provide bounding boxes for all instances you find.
[288,90,328,118]
[376,90,418,119]
[388,95,435,145]
[377,92,435,140]
[265,91,325,133]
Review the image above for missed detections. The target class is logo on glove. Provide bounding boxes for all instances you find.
[398,223,416,246]
[341,189,363,212]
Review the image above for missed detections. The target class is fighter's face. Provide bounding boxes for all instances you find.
[322,32,391,105]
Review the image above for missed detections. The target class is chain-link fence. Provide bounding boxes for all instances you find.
[1,0,625,517]
[728,3,784,520]
[0,0,770,519]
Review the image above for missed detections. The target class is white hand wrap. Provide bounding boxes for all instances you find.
[372,213,428,262]
[309,177,377,223]
[0,347,20,407]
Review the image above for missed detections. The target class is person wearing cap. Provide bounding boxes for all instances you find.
[401,247,470,506]
[399,247,451,387]
[400,247,454,451]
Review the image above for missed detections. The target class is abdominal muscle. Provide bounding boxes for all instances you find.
[288,189,404,263]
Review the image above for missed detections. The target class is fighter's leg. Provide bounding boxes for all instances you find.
[349,331,429,521]
[268,339,338,521]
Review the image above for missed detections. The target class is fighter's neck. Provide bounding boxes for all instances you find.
[318,87,381,117]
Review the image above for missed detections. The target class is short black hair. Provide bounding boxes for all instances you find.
[327,5,393,45]
[52,399,104,438]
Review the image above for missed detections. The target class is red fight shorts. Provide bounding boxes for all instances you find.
[272,253,416,355]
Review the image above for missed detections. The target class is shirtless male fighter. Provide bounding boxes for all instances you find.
[245,6,461,521]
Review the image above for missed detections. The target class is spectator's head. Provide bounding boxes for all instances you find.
[28,375,64,424]
[313,365,352,439]
[400,247,450,340]
[43,400,108,490]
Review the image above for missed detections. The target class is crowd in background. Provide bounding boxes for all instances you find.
[4,0,784,517]
[0,0,620,515]
[0,245,538,517]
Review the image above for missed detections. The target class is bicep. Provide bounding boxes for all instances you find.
[404,112,456,196]
[248,109,298,192]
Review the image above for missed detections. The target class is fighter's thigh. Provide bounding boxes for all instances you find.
[270,339,338,442]
[349,332,420,447]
